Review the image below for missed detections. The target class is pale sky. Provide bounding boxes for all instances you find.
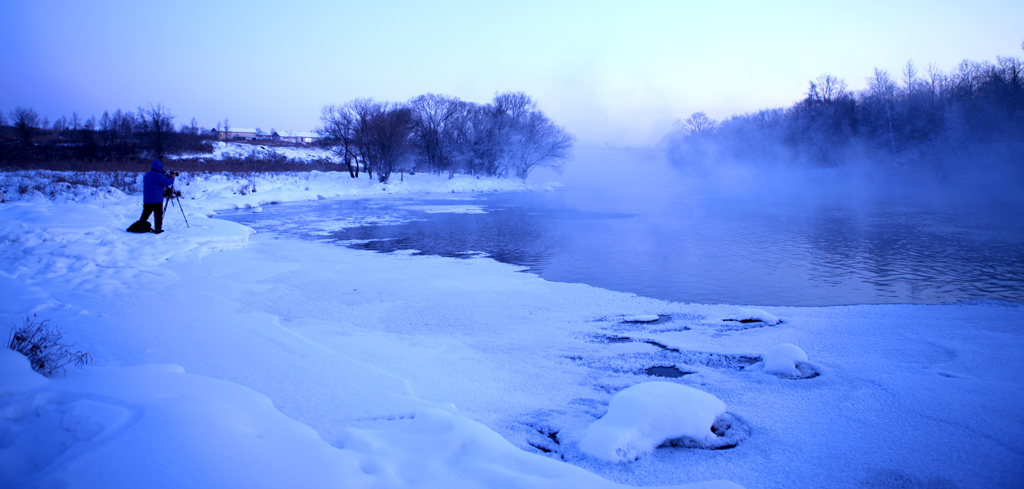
[2,0,1021,145]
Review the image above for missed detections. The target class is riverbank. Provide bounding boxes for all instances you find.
[1,170,1022,488]
[0,168,559,211]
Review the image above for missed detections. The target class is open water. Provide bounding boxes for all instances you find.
[216,178,1024,306]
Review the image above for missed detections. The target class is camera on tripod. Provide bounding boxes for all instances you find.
[163,187,182,199]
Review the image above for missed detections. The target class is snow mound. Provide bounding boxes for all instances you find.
[722,308,780,325]
[622,315,660,323]
[763,343,809,377]
[579,381,727,463]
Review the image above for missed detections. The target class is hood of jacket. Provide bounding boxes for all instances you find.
[151,160,164,172]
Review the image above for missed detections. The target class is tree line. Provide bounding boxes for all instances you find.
[318,91,574,183]
[664,47,1024,177]
[0,104,211,167]
[1,91,575,182]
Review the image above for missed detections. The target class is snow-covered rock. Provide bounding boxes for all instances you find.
[579,381,727,463]
[723,308,780,325]
[763,343,809,377]
[622,314,660,323]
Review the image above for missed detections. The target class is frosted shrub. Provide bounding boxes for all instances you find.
[6,316,91,377]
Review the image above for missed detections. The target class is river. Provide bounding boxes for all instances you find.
[216,152,1024,307]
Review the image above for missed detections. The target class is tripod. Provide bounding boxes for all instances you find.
[163,186,190,228]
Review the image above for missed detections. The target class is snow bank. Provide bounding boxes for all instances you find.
[0,349,740,489]
[190,140,337,162]
[0,169,557,215]
[579,382,727,463]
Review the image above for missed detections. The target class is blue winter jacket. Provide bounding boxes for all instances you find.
[143,160,175,204]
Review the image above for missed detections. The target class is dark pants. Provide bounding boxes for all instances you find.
[140,203,164,232]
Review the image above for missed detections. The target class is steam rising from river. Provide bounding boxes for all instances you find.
[549,145,1024,216]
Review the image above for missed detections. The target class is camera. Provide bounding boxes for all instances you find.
[168,171,180,177]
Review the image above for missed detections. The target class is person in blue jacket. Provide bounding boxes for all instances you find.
[140,160,177,234]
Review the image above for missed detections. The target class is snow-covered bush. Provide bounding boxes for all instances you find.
[579,381,726,462]
[6,316,91,377]
[763,343,808,377]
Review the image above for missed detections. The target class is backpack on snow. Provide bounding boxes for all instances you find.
[126,220,152,233]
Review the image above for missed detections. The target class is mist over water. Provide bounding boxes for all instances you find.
[531,146,1024,305]
[219,147,1024,306]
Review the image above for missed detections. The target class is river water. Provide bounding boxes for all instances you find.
[216,170,1024,307]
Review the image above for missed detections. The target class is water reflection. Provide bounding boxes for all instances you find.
[217,190,1024,306]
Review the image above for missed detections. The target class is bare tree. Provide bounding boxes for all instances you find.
[493,91,535,120]
[508,110,573,180]
[138,104,176,159]
[350,98,383,180]
[318,103,362,177]
[682,111,717,136]
[490,92,540,176]
[99,111,116,147]
[926,63,945,107]
[360,102,416,183]
[179,117,199,136]
[52,115,68,136]
[459,103,504,176]
[997,55,1023,91]
[869,69,898,151]
[113,109,136,141]
[903,60,919,96]
[11,106,40,144]
[409,93,466,177]
[807,73,849,103]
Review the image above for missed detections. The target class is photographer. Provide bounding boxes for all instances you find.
[139,160,177,234]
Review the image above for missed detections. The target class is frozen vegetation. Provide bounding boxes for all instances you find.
[1,167,1022,488]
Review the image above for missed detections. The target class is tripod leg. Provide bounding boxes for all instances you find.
[175,194,190,228]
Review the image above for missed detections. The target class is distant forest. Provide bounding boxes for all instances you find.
[0,91,574,183]
[0,104,210,169]
[664,48,1024,177]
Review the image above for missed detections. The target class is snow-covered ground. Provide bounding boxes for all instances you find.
[0,169,556,211]
[177,140,339,163]
[1,169,1022,488]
